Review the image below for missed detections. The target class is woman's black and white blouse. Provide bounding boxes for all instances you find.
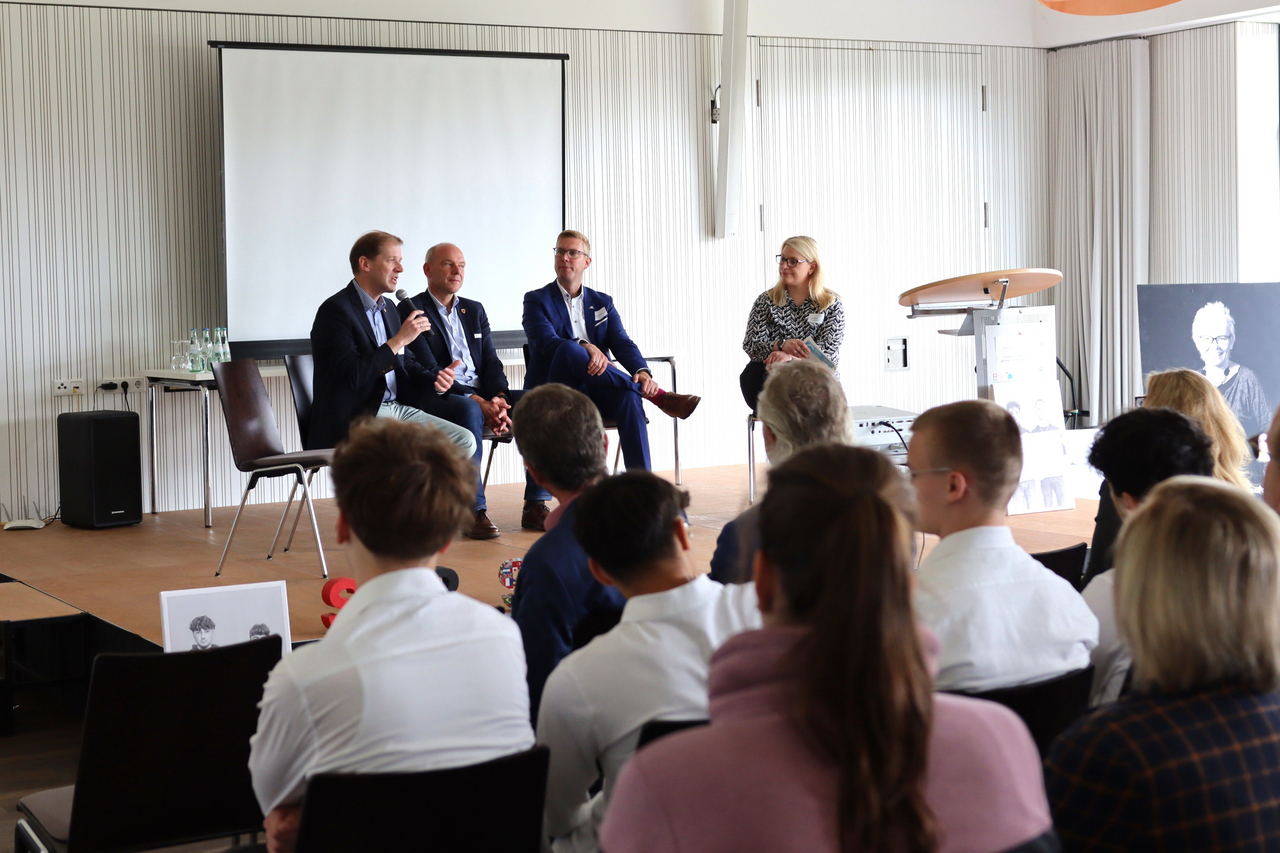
[742,290,845,365]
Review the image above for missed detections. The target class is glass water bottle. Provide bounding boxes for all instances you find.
[188,329,204,373]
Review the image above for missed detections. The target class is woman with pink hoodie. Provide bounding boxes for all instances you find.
[601,444,1056,853]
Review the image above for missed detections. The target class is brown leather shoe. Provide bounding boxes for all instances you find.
[465,509,500,540]
[521,500,549,532]
[655,392,701,420]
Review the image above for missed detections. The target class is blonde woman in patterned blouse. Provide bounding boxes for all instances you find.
[740,236,845,411]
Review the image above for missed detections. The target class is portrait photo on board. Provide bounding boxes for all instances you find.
[1137,283,1280,440]
[160,580,292,654]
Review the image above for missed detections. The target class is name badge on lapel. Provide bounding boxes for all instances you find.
[807,312,825,327]
[594,306,608,325]
[473,333,481,338]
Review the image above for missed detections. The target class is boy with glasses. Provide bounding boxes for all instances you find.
[907,400,1098,692]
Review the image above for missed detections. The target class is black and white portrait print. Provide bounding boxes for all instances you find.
[160,580,292,654]
[1138,284,1280,439]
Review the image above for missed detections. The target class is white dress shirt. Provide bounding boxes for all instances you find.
[559,282,589,343]
[1082,569,1130,706]
[914,525,1098,692]
[248,568,535,813]
[536,575,761,853]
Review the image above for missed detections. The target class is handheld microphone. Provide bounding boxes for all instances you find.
[395,289,434,337]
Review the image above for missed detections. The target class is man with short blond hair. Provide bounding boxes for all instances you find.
[908,399,1098,692]
[250,418,534,853]
[519,229,701,531]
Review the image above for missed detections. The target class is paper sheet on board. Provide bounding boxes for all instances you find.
[991,380,1075,515]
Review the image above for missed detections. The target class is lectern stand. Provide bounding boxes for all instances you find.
[899,269,1063,399]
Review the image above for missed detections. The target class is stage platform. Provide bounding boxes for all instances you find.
[0,464,1098,648]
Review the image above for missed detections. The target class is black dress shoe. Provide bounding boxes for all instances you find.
[522,500,549,532]
[465,510,500,540]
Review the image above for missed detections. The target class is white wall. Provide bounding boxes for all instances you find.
[30,0,1042,47]
[28,0,1280,49]
[1035,0,1280,47]
[0,2,1050,514]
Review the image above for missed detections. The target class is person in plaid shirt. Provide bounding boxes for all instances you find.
[1045,475,1280,852]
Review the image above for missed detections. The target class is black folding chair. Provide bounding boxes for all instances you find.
[291,747,550,853]
[1031,542,1089,592]
[637,718,709,750]
[953,666,1094,756]
[16,637,282,853]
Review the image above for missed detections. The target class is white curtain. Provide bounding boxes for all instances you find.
[1048,39,1149,425]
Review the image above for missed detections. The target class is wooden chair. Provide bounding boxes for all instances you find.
[291,747,550,853]
[1031,542,1089,591]
[15,637,282,853]
[213,360,331,578]
[955,666,1094,756]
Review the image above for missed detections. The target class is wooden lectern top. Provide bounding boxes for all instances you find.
[898,268,1062,308]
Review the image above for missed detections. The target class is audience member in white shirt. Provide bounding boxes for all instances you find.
[908,400,1098,692]
[248,418,535,853]
[537,471,761,853]
[1082,407,1215,705]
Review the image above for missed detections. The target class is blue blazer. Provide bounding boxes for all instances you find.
[397,292,510,399]
[522,281,648,388]
[307,281,434,450]
[509,499,625,722]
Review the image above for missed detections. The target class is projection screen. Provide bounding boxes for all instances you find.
[216,43,566,357]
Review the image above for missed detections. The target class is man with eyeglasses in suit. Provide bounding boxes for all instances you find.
[519,230,701,532]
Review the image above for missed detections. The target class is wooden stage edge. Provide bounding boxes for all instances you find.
[0,464,1098,648]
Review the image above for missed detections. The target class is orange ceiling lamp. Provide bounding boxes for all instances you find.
[1038,0,1182,14]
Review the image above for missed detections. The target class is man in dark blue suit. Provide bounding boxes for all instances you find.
[398,243,529,540]
[521,229,700,530]
[509,383,625,721]
[307,231,476,457]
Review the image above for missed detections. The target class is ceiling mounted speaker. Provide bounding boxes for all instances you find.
[1038,0,1182,14]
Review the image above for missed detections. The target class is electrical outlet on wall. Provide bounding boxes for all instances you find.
[99,376,146,395]
[53,378,85,397]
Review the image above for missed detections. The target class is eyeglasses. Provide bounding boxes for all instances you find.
[554,248,589,260]
[775,255,811,269]
[1194,335,1232,347]
[907,466,954,480]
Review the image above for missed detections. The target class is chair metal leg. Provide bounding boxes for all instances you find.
[299,471,329,579]
[283,469,316,553]
[215,480,255,577]
[483,438,498,488]
[669,357,680,485]
[613,431,623,475]
[267,479,300,560]
[747,414,757,505]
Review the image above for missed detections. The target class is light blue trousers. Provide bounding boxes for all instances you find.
[376,401,478,458]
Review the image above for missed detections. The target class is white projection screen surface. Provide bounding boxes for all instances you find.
[218,45,565,356]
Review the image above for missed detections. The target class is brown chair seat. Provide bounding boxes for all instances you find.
[250,449,334,471]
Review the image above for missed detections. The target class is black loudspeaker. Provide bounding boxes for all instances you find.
[57,411,143,529]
